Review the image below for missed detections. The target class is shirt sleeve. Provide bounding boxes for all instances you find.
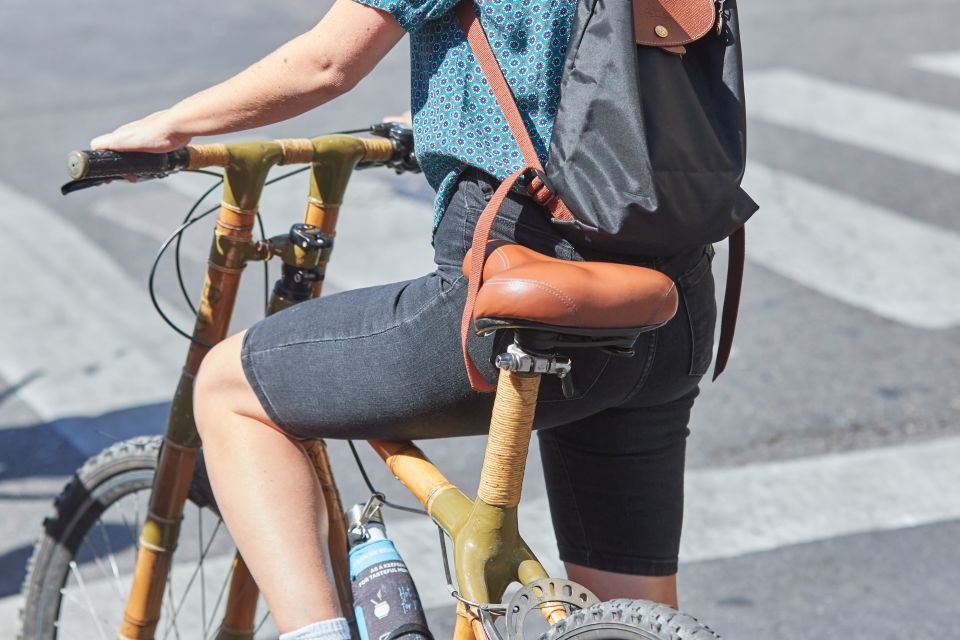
[352,0,461,32]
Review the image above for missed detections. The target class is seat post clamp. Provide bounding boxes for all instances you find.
[494,343,574,397]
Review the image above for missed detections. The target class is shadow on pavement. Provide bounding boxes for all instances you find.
[0,402,168,482]
[0,545,32,598]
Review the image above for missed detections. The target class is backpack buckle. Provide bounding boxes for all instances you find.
[524,168,558,208]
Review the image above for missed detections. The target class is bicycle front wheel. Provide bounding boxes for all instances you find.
[539,599,721,640]
[19,436,275,640]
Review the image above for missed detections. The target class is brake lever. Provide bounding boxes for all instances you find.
[60,173,166,196]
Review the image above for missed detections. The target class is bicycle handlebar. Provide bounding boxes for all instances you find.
[65,127,414,184]
[66,148,191,180]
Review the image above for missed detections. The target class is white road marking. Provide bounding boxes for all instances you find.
[0,182,187,426]
[87,194,208,262]
[746,69,960,175]
[23,434,954,618]
[681,436,960,562]
[382,436,960,610]
[912,50,960,80]
[0,554,276,640]
[0,595,23,638]
[742,163,960,328]
[0,172,432,437]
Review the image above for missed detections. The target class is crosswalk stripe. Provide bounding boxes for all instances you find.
[384,435,960,610]
[0,181,186,426]
[742,163,960,329]
[746,68,960,175]
[0,171,434,438]
[912,50,960,80]
[3,435,959,626]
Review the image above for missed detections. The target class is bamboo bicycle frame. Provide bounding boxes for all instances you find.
[116,134,561,640]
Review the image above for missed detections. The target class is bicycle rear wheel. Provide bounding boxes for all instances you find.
[538,599,720,640]
[19,436,275,640]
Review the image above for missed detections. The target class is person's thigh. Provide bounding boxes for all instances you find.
[238,170,659,442]
[537,390,695,576]
[240,265,501,440]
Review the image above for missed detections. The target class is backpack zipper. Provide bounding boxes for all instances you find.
[715,0,727,35]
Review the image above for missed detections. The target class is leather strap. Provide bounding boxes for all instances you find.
[456,1,541,171]
[460,168,530,392]
[456,0,577,391]
[712,226,744,380]
[455,0,574,225]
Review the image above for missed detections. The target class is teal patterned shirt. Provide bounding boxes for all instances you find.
[353,0,577,230]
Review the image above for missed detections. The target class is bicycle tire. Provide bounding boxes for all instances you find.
[538,599,721,640]
[19,435,273,639]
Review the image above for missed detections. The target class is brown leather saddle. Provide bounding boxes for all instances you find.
[463,243,678,352]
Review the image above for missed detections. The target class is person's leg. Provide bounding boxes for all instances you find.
[536,393,696,609]
[533,246,715,608]
[194,331,341,634]
[564,564,677,607]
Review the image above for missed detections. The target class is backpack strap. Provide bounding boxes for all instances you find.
[712,226,744,380]
[455,0,576,229]
[455,0,574,392]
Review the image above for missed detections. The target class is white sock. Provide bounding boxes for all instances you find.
[278,617,351,640]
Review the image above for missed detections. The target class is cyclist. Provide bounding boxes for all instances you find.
[93,1,717,638]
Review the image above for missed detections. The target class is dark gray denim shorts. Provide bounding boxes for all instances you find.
[241,169,717,575]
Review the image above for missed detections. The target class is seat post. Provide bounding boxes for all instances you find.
[476,368,542,508]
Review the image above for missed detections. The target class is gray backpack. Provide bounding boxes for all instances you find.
[457,0,757,389]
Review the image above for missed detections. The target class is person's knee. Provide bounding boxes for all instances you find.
[194,331,252,438]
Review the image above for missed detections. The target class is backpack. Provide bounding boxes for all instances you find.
[456,0,758,392]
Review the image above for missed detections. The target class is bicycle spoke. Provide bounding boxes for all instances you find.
[163,562,183,640]
[38,445,276,640]
[80,534,118,598]
[254,609,272,635]
[168,518,224,627]
[67,560,110,640]
[204,555,237,640]
[200,508,208,638]
[94,518,126,600]
[205,557,262,640]
[120,510,140,551]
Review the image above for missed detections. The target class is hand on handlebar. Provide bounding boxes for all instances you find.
[382,110,412,127]
[90,109,192,153]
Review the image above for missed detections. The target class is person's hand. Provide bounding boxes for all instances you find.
[90,109,192,153]
[383,109,412,127]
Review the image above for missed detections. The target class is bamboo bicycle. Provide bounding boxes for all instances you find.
[20,126,719,640]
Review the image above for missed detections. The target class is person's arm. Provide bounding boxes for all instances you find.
[91,0,405,152]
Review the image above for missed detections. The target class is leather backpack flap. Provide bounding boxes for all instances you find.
[633,0,716,54]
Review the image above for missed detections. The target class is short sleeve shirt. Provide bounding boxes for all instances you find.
[352,0,577,231]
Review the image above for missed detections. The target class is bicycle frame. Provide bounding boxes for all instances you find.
[118,134,560,640]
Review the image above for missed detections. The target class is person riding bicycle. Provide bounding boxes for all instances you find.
[93,1,717,638]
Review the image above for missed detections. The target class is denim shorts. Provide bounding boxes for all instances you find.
[241,169,717,576]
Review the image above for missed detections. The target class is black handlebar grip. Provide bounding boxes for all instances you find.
[66,148,190,180]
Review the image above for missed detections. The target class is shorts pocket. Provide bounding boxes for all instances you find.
[676,250,717,377]
[537,346,612,403]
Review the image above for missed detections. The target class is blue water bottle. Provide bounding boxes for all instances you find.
[347,501,432,640]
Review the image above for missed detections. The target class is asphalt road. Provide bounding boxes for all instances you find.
[1,0,959,638]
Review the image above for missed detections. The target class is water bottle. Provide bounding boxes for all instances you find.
[347,501,432,640]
